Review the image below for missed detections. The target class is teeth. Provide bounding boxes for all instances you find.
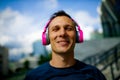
[57,40,69,43]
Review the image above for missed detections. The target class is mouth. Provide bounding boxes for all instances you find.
[57,40,70,46]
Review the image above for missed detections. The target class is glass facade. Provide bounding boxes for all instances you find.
[100,0,120,37]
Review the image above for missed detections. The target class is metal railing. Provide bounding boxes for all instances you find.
[83,43,120,80]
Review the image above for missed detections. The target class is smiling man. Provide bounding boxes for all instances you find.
[49,15,76,68]
[24,10,106,80]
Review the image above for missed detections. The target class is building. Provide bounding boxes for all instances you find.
[100,0,120,37]
[0,46,9,76]
[33,40,48,56]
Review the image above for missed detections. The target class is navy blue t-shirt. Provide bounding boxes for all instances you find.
[24,60,106,80]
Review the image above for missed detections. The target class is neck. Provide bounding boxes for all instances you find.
[50,51,76,68]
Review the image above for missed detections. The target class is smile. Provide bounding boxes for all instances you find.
[57,40,69,45]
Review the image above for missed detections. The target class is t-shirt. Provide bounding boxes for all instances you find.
[24,60,106,80]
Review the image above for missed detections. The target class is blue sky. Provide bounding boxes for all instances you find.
[0,0,101,22]
[0,0,102,56]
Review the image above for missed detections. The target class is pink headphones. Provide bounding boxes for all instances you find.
[42,19,83,45]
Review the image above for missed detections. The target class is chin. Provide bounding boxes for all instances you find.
[56,48,72,54]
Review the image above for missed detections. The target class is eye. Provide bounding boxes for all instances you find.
[52,26,60,32]
[65,26,74,31]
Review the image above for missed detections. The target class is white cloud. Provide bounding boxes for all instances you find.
[0,35,13,46]
[97,6,102,16]
[0,7,43,55]
[0,7,38,35]
[74,11,99,28]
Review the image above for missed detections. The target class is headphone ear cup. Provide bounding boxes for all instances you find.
[76,29,83,43]
[71,19,83,43]
[76,31,80,43]
[46,33,50,45]
[42,20,51,45]
[42,32,47,45]
[79,30,83,43]
[42,32,50,45]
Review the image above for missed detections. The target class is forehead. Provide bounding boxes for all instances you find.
[48,16,74,27]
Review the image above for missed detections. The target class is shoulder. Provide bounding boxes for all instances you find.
[76,60,100,71]
[24,62,50,80]
[76,60,106,80]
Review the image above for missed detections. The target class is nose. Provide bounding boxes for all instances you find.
[59,28,66,37]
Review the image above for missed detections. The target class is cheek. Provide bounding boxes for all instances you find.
[49,32,56,42]
[69,32,76,40]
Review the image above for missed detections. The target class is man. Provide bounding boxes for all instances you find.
[24,10,106,80]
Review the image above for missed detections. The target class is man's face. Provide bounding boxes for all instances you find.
[48,16,76,54]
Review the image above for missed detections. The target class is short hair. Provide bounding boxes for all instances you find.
[50,10,72,20]
[49,10,76,26]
